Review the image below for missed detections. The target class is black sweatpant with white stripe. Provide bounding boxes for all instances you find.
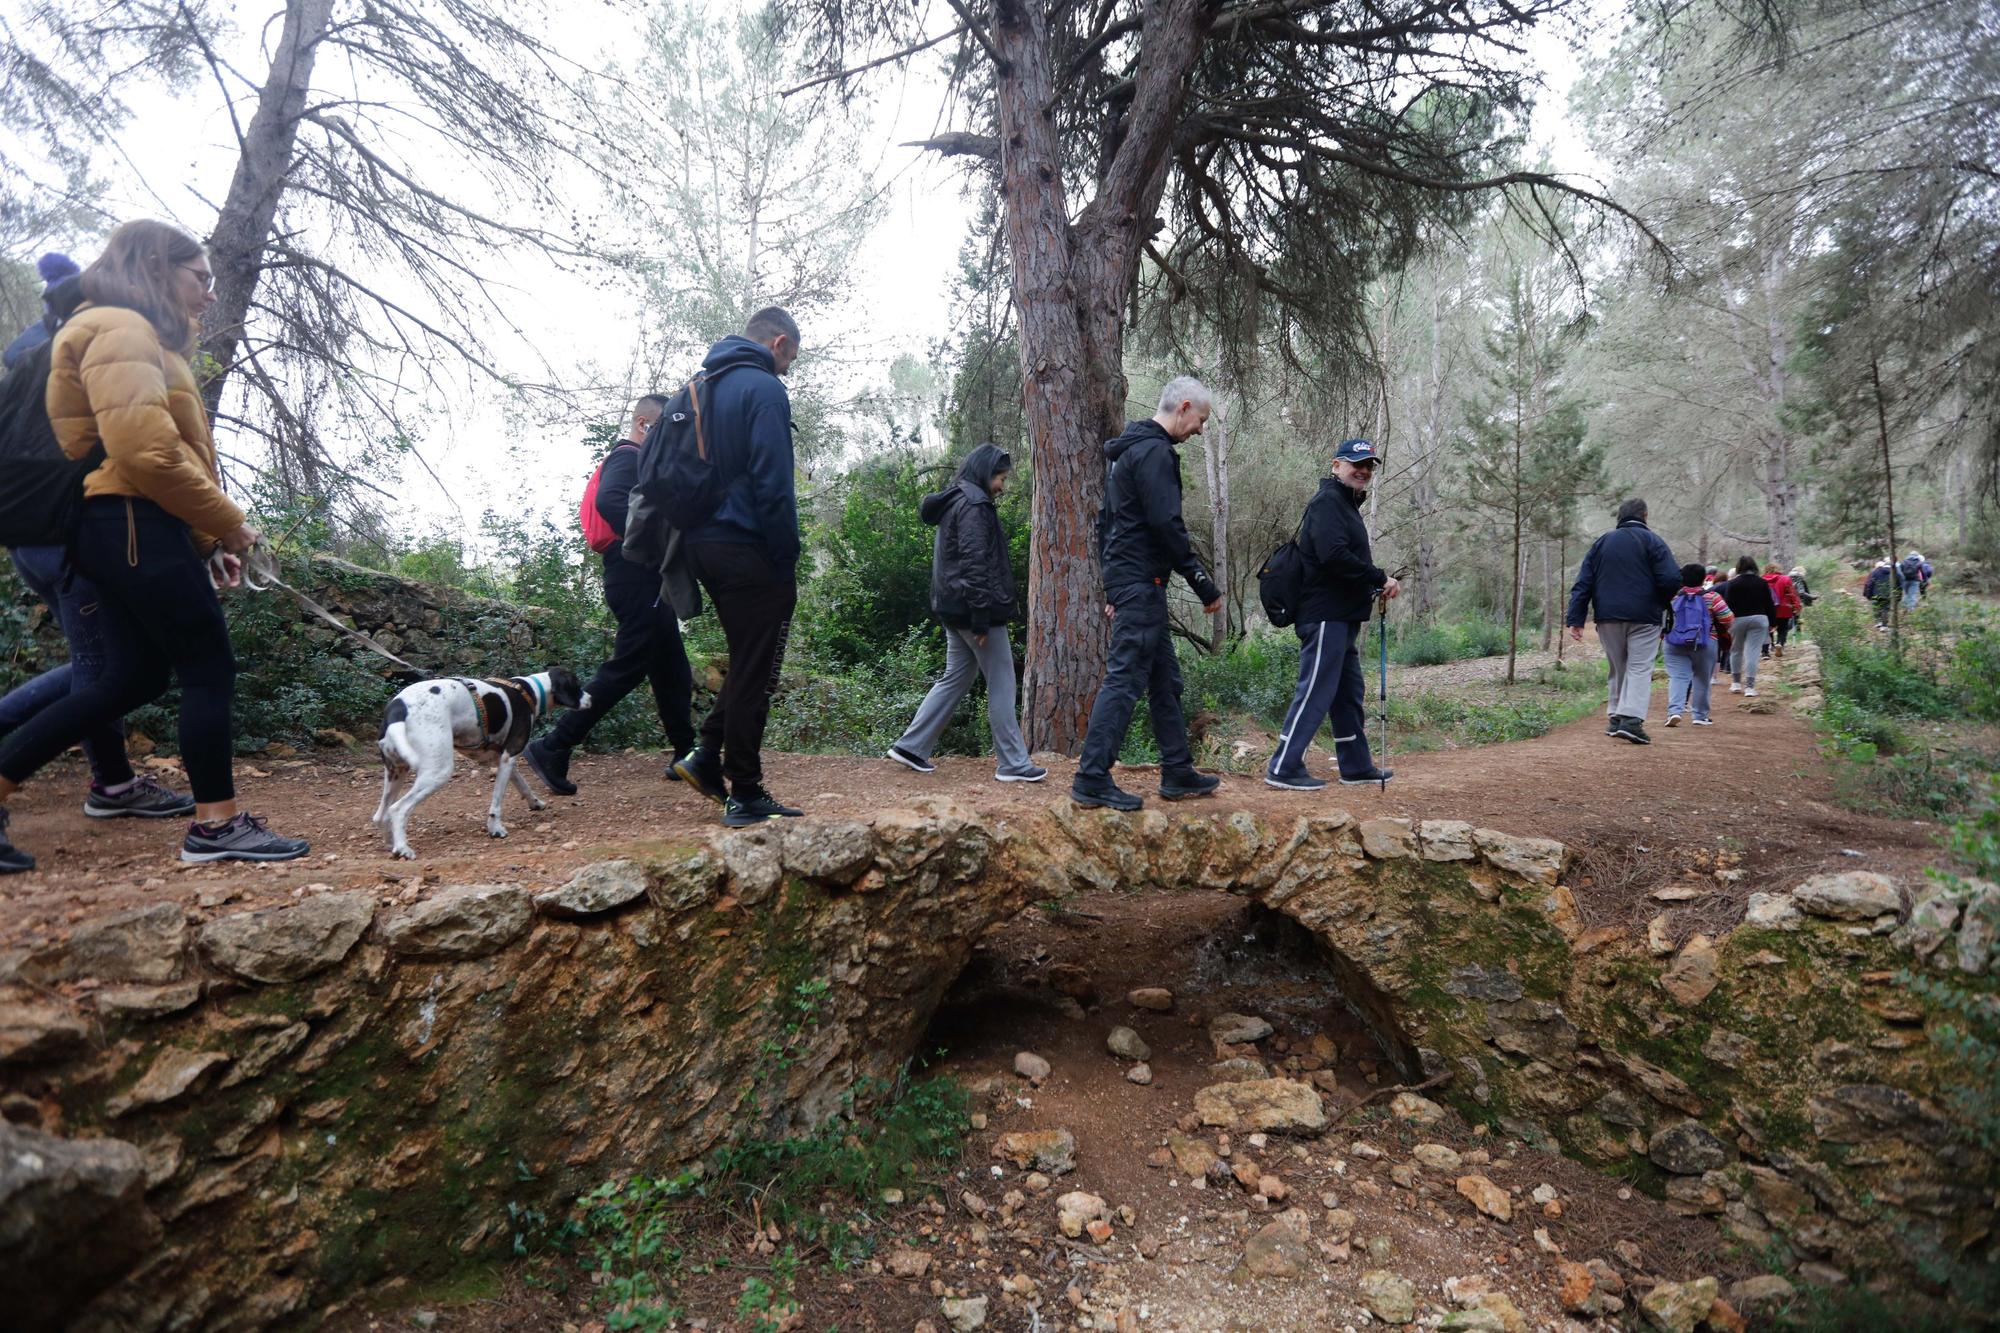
[1267,619,1376,781]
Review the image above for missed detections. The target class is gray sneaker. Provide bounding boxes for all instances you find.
[85,776,196,819]
[180,813,311,864]
[995,764,1048,783]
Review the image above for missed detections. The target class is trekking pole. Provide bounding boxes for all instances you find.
[1376,589,1390,793]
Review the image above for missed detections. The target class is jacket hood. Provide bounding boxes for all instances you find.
[701,334,777,377]
[955,442,1011,496]
[1104,418,1169,463]
[919,487,957,525]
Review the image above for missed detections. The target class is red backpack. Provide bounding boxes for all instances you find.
[579,443,640,553]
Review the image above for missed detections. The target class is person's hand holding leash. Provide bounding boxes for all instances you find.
[210,552,243,589]
[219,523,260,555]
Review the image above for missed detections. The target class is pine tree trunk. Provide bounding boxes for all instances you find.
[1203,391,1230,652]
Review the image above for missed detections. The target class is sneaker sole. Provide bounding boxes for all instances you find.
[995,771,1047,783]
[1665,716,1682,727]
[84,802,197,819]
[886,749,936,774]
[179,845,310,864]
[1691,720,1713,726]
[721,813,781,827]
[0,856,37,874]
[672,759,727,805]
[1070,793,1142,812]
[1619,733,1652,745]
[1159,788,1219,801]
[1264,777,1327,791]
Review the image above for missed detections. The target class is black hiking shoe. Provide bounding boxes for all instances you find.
[673,750,728,805]
[1604,715,1626,737]
[723,785,803,826]
[1614,719,1652,745]
[0,808,35,874]
[523,738,577,796]
[1159,768,1221,801]
[84,775,196,819]
[180,813,310,864]
[887,745,936,774]
[1265,769,1328,792]
[1339,767,1394,786]
[1070,779,1142,812]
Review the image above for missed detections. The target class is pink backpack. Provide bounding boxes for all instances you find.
[579,443,639,554]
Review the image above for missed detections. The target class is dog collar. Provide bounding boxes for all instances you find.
[520,675,547,712]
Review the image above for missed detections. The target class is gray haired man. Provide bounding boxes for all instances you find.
[1072,377,1225,810]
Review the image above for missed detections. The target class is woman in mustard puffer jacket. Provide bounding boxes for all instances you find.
[0,220,308,871]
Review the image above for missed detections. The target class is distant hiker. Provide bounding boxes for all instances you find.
[670,307,806,827]
[1864,557,1895,629]
[1265,438,1399,791]
[0,220,307,871]
[524,394,696,797]
[1702,565,1720,590]
[1663,563,1733,728]
[1071,377,1225,811]
[1,252,82,370]
[1899,551,1931,610]
[1721,555,1776,696]
[887,443,1046,783]
[1566,497,1682,746]
[1762,564,1802,657]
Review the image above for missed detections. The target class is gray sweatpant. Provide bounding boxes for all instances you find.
[893,625,1032,774]
[1597,620,1661,722]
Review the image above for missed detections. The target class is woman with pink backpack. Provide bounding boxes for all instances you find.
[1663,562,1734,727]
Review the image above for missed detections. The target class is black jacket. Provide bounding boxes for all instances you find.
[687,335,800,569]
[593,441,651,583]
[1097,419,1220,603]
[925,443,1016,633]
[1722,571,1777,620]
[1566,518,1682,626]
[1296,477,1387,624]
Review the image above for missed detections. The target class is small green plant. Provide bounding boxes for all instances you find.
[577,1170,700,1331]
[735,1247,802,1333]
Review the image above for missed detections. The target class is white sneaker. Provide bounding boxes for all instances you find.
[1728,683,1741,694]
[1665,714,1682,727]
[1744,687,1758,698]
[1691,717,1713,726]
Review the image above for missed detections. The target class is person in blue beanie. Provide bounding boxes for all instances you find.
[3,252,84,369]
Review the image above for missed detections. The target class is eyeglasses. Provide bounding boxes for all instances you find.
[1347,459,1379,471]
[179,265,215,291]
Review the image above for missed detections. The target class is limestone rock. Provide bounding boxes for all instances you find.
[1743,893,1803,931]
[1358,1269,1418,1324]
[94,980,202,1020]
[647,847,722,911]
[1806,1083,1950,1145]
[1701,1029,1756,1068]
[1444,964,1523,1002]
[1055,1189,1107,1238]
[1233,1219,1312,1280]
[1194,1078,1327,1134]
[202,892,379,983]
[992,1129,1076,1175]
[717,828,783,905]
[1792,871,1900,921]
[1959,882,1998,974]
[1440,1311,1506,1333]
[1106,1026,1151,1061]
[1388,1092,1445,1126]
[1640,1276,1720,1333]
[22,902,187,983]
[0,999,88,1063]
[219,1021,311,1088]
[0,1121,161,1330]
[1649,1121,1731,1175]
[1128,986,1174,1011]
[533,860,649,918]
[1647,913,1676,955]
[1126,1063,1153,1085]
[779,818,874,884]
[1013,1051,1051,1083]
[1419,820,1477,862]
[883,1246,931,1278]
[1167,1134,1218,1179]
[1357,817,1415,859]
[1208,1057,1268,1082]
[107,1048,230,1117]
[1412,1143,1462,1172]
[1455,1173,1512,1221]
[1210,1012,1274,1045]
[1472,828,1566,885]
[1661,934,1720,1006]
[381,885,531,959]
[1900,889,1964,961]
[940,1294,988,1331]
[1726,1274,1796,1309]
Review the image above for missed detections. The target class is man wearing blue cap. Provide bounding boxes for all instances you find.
[1266,438,1398,789]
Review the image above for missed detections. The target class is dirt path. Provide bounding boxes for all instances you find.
[0,647,1928,956]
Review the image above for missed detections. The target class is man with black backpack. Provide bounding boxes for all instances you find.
[1566,497,1682,745]
[1265,438,1399,790]
[668,307,805,827]
[524,394,696,796]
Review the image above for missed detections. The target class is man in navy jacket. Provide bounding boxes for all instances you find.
[1266,438,1399,789]
[671,308,806,826]
[1566,498,1682,745]
[1072,376,1225,811]
[525,394,697,795]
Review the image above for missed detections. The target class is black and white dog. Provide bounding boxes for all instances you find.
[372,669,586,859]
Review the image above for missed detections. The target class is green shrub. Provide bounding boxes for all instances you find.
[1390,617,1522,666]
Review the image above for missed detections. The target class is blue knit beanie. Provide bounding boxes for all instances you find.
[36,252,80,290]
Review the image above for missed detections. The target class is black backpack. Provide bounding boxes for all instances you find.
[0,336,104,547]
[1257,513,1309,629]
[630,367,746,535]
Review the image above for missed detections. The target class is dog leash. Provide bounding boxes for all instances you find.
[235,544,422,674]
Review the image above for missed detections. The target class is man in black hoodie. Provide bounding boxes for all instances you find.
[669,307,806,826]
[1566,497,1682,745]
[525,395,696,795]
[1266,438,1398,790]
[1072,377,1225,811]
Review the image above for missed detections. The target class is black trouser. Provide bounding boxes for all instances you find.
[0,498,236,801]
[544,565,695,755]
[690,541,795,789]
[1077,581,1193,781]
[1773,617,1793,647]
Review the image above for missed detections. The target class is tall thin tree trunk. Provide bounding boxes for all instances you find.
[1540,539,1554,651]
[1873,356,1900,648]
[1203,389,1230,652]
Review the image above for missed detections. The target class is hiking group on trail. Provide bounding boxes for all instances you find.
[0,220,1935,867]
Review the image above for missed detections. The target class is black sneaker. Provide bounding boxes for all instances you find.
[1070,779,1142,812]
[723,785,804,826]
[1338,767,1394,786]
[1604,715,1625,737]
[180,813,310,864]
[1159,768,1221,801]
[1264,770,1327,791]
[887,745,936,774]
[1615,719,1653,745]
[662,749,692,783]
[672,750,728,805]
[523,738,577,797]
[0,808,35,874]
[84,776,196,819]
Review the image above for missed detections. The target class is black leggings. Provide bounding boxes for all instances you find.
[0,498,237,802]
[1774,617,1794,646]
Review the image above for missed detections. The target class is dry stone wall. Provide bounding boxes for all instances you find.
[2,800,1992,1331]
